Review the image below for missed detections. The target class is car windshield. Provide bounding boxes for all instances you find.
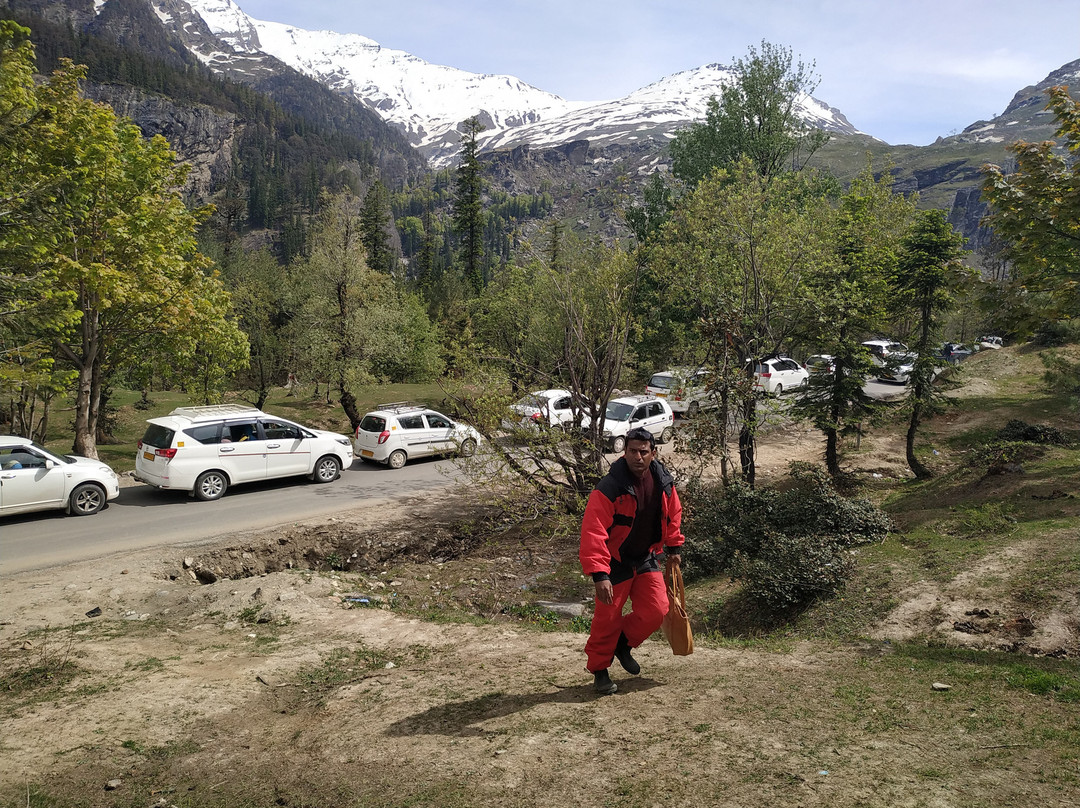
[605,401,635,421]
[2,442,71,466]
[648,374,673,390]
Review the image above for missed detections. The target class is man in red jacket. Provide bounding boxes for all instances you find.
[579,427,685,694]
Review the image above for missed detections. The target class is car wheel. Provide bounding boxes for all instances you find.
[686,401,700,418]
[459,438,477,458]
[611,436,626,454]
[773,383,783,396]
[193,470,228,501]
[387,449,407,469]
[312,455,341,483]
[660,426,674,444]
[69,483,105,516]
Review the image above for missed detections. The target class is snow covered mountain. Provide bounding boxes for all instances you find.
[168,0,862,166]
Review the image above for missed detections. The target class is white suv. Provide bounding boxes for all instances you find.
[583,395,675,453]
[354,403,481,469]
[135,405,353,501]
[645,368,713,416]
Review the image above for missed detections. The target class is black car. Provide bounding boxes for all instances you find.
[936,343,973,364]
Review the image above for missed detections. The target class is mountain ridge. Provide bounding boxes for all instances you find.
[178,0,862,166]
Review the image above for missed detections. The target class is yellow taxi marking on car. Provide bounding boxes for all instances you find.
[362,450,374,457]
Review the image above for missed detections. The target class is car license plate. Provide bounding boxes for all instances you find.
[143,451,155,461]
[656,392,667,397]
[361,449,374,458]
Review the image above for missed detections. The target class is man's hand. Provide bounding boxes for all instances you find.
[594,579,614,606]
[666,553,682,568]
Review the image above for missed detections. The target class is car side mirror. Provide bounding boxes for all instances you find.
[44,459,55,470]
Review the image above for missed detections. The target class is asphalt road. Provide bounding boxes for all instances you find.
[1,457,465,575]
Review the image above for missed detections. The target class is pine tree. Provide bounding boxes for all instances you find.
[453,116,486,294]
[360,179,396,274]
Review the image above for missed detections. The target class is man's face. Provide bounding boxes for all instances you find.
[624,439,656,477]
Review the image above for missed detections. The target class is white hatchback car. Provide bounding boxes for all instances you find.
[135,405,354,501]
[583,395,675,453]
[0,436,120,517]
[645,368,713,416]
[508,389,578,428]
[354,403,481,469]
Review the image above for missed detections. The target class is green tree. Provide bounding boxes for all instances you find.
[360,179,397,275]
[670,41,828,187]
[46,71,247,455]
[224,248,291,409]
[453,226,641,513]
[656,158,834,486]
[981,85,1080,319]
[0,22,80,434]
[453,116,486,293]
[1,42,247,455]
[292,191,442,430]
[794,160,916,475]
[891,210,970,478]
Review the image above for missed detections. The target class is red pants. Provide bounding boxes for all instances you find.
[584,570,668,673]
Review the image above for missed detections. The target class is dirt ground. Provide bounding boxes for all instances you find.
[2,388,1078,808]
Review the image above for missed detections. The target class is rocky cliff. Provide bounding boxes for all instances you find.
[82,83,238,198]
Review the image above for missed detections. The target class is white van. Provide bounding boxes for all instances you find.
[135,405,353,500]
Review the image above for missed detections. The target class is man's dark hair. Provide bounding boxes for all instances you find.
[625,427,656,448]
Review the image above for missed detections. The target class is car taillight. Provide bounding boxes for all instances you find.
[377,430,390,445]
[674,388,684,400]
[759,372,772,378]
[155,447,177,459]
[530,413,542,422]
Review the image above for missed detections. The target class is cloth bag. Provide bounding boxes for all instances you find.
[661,561,694,655]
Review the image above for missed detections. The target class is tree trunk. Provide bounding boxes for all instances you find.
[905,399,933,479]
[738,396,757,488]
[340,388,362,433]
[825,427,840,476]
[72,361,98,458]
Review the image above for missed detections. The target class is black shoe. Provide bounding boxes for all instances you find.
[615,632,640,675]
[593,669,617,695]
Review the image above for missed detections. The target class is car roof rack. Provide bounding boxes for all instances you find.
[169,404,262,419]
[376,402,426,413]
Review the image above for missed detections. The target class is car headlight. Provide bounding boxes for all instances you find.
[335,437,350,446]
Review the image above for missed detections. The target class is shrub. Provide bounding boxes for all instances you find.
[966,439,1044,473]
[1032,319,1080,347]
[681,464,892,610]
[997,419,1069,445]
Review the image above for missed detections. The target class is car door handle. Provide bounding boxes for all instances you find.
[1,473,15,479]
[219,447,235,453]
[266,443,281,449]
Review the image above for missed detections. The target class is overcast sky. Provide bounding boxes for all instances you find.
[235,0,1078,146]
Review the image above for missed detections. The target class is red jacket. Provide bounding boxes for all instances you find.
[580,458,685,585]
